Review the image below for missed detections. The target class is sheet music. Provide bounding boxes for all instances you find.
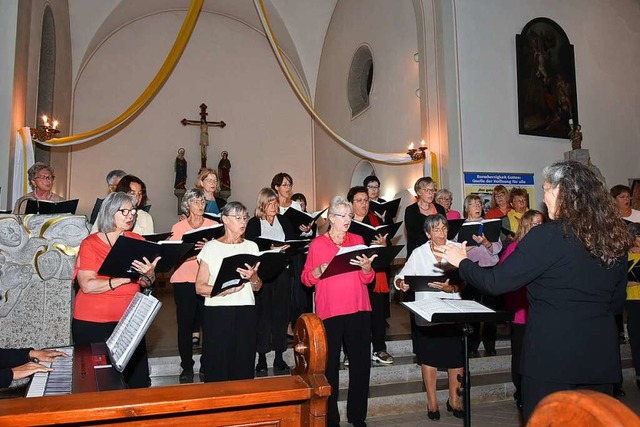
[106,292,161,372]
[402,298,494,322]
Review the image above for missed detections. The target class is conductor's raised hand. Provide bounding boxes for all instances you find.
[350,253,378,273]
[433,242,467,267]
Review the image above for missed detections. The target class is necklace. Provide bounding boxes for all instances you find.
[327,232,344,247]
[104,231,124,247]
[418,201,433,212]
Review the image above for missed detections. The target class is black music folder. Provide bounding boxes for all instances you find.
[404,272,462,292]
[209,250,289,296]
[283,207,327,231]
[89,198,103,224]
[369,198,401,221]
[98,236,193,279]
[348,221,403,245]
[456,219,502,244]
[447,219,465,240]
[143,231,173,242]
[25,199,79,215]
[181,224,225,243]
[203,212,221,221]
[320,244,403,279]
[254,237,311,253]
[141,205,151,213]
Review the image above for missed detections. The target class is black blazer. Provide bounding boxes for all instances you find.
[404,202,446,257]
[459,221,626,384]
[0,348,31,388]
[245,214,297,242]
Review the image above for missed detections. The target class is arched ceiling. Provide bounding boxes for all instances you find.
[70,0,337,101]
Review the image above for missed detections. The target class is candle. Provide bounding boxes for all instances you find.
[421,140,425,147]
[408,142,414,150]
[42,115,48,126]
[52,120,58,129]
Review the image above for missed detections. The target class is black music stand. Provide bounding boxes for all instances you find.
[414,306,513,427]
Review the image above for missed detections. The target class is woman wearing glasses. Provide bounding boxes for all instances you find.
[405,177,446,258]
[169,188,219,383]
[195,168,227,215]
[302,196,376,427]
[115,175,154,235]
[435,189,461,221]
[13,162,65,214]
[195,202,262,382]
[72,192,159,388]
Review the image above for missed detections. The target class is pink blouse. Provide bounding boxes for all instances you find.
[500,241,528,324]
[301,233,374,320]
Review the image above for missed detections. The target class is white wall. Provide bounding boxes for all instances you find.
[314,0,424,210]
[70,11,312,231]
[454,0,640,209]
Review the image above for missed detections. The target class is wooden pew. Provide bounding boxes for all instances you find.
[0,313,331,426]
[528,390,640,426]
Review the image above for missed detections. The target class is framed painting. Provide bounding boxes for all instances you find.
[516,18,578,139]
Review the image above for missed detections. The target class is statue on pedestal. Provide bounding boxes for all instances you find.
[174,148,187,190]
[218,151,231,200]
[563,123,606,184]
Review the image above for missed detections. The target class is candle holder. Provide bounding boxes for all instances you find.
[30,116,60,141]
[407,145,427,161]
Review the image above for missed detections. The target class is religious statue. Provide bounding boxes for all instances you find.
[174,148,187,190]
[181,104,226,172]
[199,124,209,170]
[563,123,606,184]
[218,151,231,198]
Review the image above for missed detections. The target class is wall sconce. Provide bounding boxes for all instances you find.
[413,52,419,63]
[30,115,60,141]
[407,140,427,161]
[415,88,420,98]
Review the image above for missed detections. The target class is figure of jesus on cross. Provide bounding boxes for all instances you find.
[181,103,226,170]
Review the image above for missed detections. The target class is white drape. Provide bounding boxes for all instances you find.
[12,127,35,203]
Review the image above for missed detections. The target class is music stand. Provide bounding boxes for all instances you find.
[407,302,513,427]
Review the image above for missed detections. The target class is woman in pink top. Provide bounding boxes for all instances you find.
[499,209,544,411]
[170,188,218,383]
[302,196,376,427]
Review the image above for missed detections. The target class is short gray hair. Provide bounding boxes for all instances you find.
[28,163,54,190]
[181,188,205,216]
[435,189,452,202]
[328,195,352,216]
[106,169,127,186]
[423,213,448,234]
[96,192,137,232]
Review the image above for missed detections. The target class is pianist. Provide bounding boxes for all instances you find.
[0,347,67,388]
[12,163,65,214]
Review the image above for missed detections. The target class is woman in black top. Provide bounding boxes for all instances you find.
[435,161,633,422]
[404,177,446,257]
[245,188,296,376]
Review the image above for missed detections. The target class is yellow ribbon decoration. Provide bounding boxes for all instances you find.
[37,0,204,147]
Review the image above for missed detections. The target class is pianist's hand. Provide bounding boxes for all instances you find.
[11,362,52,381]
[29,349,68,363]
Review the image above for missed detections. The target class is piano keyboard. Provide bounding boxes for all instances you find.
[25,346,74,398]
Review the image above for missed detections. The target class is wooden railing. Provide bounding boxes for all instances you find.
[0,313,331,427]
[528,390,640,426]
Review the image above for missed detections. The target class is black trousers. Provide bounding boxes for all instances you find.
[173,282,204,371]
[368,287,388,353]
[72,318,150,388]
[521,375,613,423]
[627,300,640,377]
[201,305,257,382]
[256,269,290,354]
[290,253,314,325]
[510,323,526,401]
[323,311,371,426]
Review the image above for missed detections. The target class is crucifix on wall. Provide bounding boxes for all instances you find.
[181,103,226,170]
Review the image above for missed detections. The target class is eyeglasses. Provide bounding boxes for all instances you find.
[203,178,218,184]
[225,214,249,222]
[190,199,206,205]
[332,212,354,220]
[279,182,292,188]
[421,188,436,194]
[617,194,631,200]
[117,208,138,217]
[469,202,483,208]
[437,197,452,202]
[512,198,527,204]
[128,191,144,197]
[367,185,379,189]
[34,175,54,181]
[430,226,448,234]
[353,198,369,204]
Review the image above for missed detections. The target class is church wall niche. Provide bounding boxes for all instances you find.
[314,0,423,211]
[69,11,313,232]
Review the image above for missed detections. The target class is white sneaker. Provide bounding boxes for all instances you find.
[372,351,394,364]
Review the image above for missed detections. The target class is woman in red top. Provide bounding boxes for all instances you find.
[348,186,393,365]
[73,192,159,388]
[485,185,511,219]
